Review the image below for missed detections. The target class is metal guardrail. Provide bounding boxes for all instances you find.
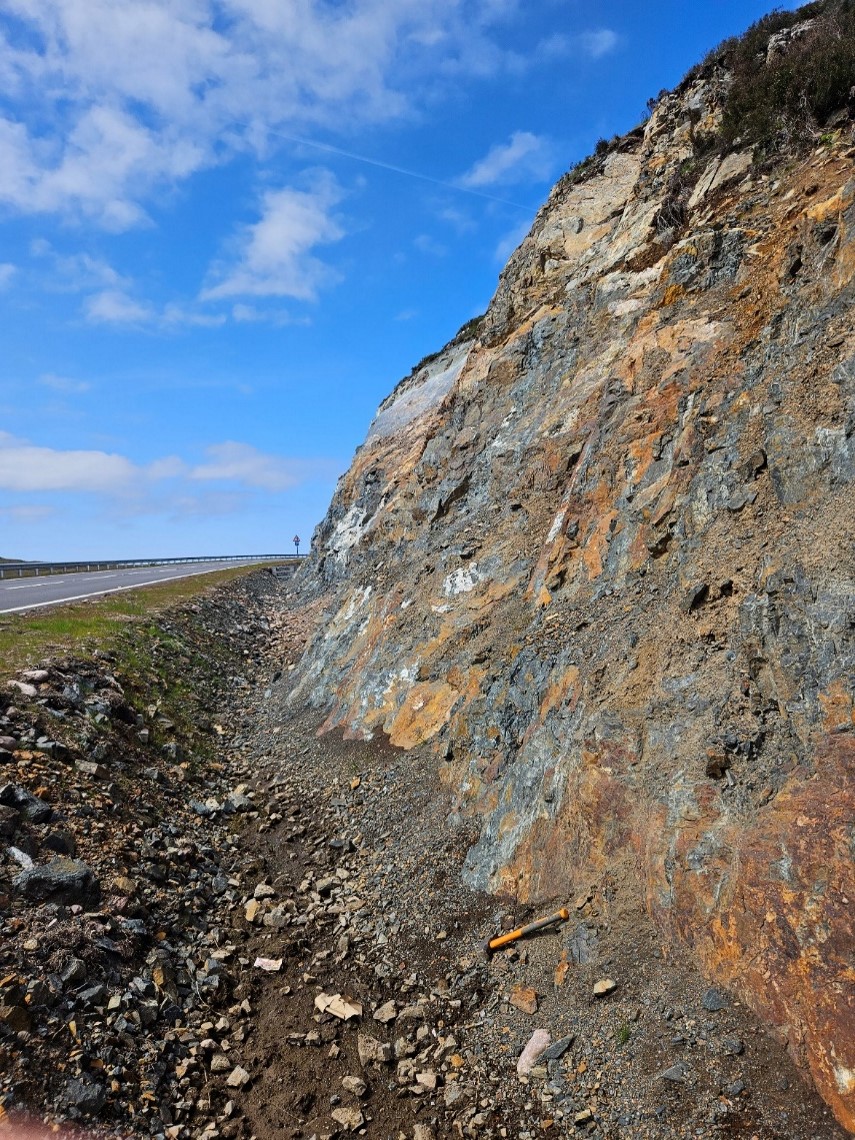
[0,555,302,580]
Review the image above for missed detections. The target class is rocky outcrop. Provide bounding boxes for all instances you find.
[290,18,855,1131]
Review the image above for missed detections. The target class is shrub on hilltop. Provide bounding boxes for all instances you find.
[712,1,855,155]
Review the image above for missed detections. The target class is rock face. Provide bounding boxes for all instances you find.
[290,24,855,1132]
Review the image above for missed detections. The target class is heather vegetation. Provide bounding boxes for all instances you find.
[703,1,855,156]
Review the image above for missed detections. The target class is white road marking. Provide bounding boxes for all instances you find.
[0,563,255,615]
[6,582,65,590]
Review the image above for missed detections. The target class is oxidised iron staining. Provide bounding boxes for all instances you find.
[290,14,855,1132]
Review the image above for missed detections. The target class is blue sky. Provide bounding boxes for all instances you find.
[0,0,800,560]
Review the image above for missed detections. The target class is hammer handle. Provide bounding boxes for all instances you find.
[488,907,569,951]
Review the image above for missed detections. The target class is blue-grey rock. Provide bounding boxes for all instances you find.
[0,783,52,824]
[14,858,100,907]
[542,1034,575,1061]
[702,987,729,1013]
[63,1077,107,1114]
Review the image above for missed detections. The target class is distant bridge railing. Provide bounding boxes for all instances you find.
[0,555,301,580]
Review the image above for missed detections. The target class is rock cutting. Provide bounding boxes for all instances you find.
[1,4,854,1139]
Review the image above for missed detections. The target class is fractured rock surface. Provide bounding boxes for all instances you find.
[290,40,855,1133]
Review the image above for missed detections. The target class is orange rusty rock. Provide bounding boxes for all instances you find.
[288,90,855,1133]
[386,681,460,749]
[508,985,538,1015]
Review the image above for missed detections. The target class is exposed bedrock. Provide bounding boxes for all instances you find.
[289,50,855,1131]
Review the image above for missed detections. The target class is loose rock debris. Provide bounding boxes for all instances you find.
[0,571,847,1140]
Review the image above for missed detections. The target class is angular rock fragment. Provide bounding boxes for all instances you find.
[372,999,397,1024]
[542,1034,575,1061]
[0,1004,31,1032]
[340,1075,367,1097]
[63,1077,107,1114]
[509,984,538,1014]
[0,784,52,824]
[14,858,101,907]
[517,1028,552,1076]
[357,1033,392,1067]
[702,987,729,1012]
[316,993,362,1020]
[225,1066,250,1088]
[331,1106,364,1130]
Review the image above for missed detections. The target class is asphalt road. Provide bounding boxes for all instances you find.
[0,560,265,615]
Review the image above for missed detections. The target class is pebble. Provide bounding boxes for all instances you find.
[701,987,729,1012]
[542,1034,574,1061]
[517,1028,552,1076]
[331,1106,364,1130]
[593,978,616,997]
[341,1075,367,1097]
[660,1063,688,1083]
[510,984,539,1014]
[226,1066,251,1088]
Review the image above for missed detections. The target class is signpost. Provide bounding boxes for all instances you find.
[293,535,301,556]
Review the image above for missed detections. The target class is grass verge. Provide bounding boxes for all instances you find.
[0,563,274,681]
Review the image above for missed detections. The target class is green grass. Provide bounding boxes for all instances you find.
[615,1023,632,1046]
[0,564,273,681]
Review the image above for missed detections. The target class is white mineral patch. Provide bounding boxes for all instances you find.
[330,505,367,564]
[546,510,566,544]
[368,342,471,442]
[341,585,372,624]
[834,1061,855,1096]
[443,564,481,596]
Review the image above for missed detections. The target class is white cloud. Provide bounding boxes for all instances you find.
[39,372,91,394]
[579,29,618,59]
[191,442,306,491]
[0,262,16,288]
[460,131,553,188]
[85,289,154,324]
[0,0,527,229]
[162,303,227,328]
[494,217,532,263]
[77,288,228,327]
[437,206,476,233]
[231,303,310,326]
[33,244,129,291]
[539,29,619,61]
[0,432,140,492]
[414,233,447,257]
[0,431,333,501]
[202,173,345,301]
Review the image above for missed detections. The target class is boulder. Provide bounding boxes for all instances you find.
[14,859,101,907]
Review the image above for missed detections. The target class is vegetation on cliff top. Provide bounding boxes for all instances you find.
[712,0,855,155]
[556,0,855,199]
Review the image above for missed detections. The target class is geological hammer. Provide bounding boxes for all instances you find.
[483,907,570,955]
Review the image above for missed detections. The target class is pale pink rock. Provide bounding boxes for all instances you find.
[516,1028,551,1076]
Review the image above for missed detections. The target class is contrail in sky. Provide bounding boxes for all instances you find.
[264,127,534,211]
